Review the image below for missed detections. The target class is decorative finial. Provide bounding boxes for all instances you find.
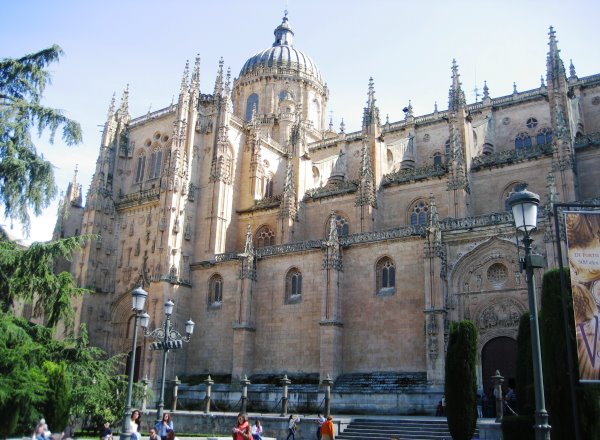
[385,114,390,125]
[434,101,438,114]
[569,59,577,79]
[540,75,546,88]
[513,82,518,94]
[482,80,490,100]
[339,118,345,134]
[329,116,333,132]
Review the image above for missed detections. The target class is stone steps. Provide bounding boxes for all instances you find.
[337,418,459,440]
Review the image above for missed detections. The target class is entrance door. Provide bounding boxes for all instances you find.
[481,337,517,400]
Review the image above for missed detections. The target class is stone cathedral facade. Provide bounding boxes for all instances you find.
[56,15,600,411]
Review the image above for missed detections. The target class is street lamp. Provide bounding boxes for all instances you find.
[143,299,195,422]
[507,189,551,440]
[120,286,148,440]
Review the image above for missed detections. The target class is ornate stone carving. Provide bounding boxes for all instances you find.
[382,163,447,187]
[477,298,523,331]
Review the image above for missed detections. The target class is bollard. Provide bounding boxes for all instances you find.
[240,375,251,414]
[204,375,214,414]
[321,374,334,418]
[280,374,291,416]
[171,376,181,412]
[492,370,504,423]
[141,375,150,412]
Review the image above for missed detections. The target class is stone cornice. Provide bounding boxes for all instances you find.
[471,143,553,171]
[382,164,447,187]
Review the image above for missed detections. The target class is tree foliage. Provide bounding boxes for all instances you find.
[540,268,600,440]
[0,45,82,233]
[0,312,130,437]
[0,234,89,329]
[445,320,478,440]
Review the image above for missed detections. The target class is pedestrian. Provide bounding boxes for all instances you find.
[441,395,446,416]
[148,429,160,440]
[100,422,112,440]
[316,414,325,439]
[320,416,334,440]
[155,413,174,440]
[476,393,483,418]
[251,420,263,440]
[231,413,251,440]
[130,410,141,440]
[33,419,48,440]
[166,430,179,440]
[61,423,75,440]
[285,415,298,440]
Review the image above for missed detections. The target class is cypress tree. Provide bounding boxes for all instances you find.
[540,268,600,440]
[445,320,478,440]
[43,361,71,432]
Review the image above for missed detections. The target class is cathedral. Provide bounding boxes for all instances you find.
[55,13,600,412]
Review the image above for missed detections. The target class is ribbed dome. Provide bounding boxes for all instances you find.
[239,13,323,84]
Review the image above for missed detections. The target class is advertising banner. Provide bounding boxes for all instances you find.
[565,211,600,382]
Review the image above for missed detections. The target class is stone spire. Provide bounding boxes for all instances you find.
[362,77,380,131]
[448,59,466,111]
[67,165,82,207]
[116,84,130,121]
[279,156,297,219]
[180,60,190,96]
[569,59,578,81]
[106,92,116,120]
[213,57,224,99]
[546,26,566,82]
[355,139,377,208]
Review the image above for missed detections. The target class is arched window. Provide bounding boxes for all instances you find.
[335,214,349,238]
[285,268,303,304]
[263,176,274,198]
[245,93,259,121]
[536,128,552,146]
[208,274,223,306]
[255,225,275,247]
[514,133,532,149]
[376,257,396,296]
[433,152,443,167]
[135,155,146,183]
[149,150,163,179]
[503,182,528,211]
[410,199,429,226]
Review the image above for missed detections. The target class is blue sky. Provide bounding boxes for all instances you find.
[2,0,599,243]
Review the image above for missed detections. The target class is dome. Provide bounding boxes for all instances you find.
[239,13,323,84]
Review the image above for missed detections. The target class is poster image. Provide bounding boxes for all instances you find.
[565,211,600,382]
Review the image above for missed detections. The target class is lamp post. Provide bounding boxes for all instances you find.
[120,287,149,440]
[143,299,194,422]
[507,189,551,440]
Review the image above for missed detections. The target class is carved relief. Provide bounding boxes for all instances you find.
[477,298,524,331]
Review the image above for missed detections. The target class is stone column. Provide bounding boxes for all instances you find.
[204,375,214,414]
[171,376,180,412]
[492,370,504,422]
[240,375,251,414]
[280,375,291,416]
[321,374,334,418]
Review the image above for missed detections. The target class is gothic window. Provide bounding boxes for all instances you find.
[285,268,303,304]
[376,256,396,296]
[433,152,442,167]
[487,263,508,288]
[536,128,552,146]
[410,199,429,226]
[444,139,451,160]
[503,182,528,211]
[245,93,259,121]
[526,118,538,129]
[208,274,223,306]
[135,155,146,183]
[149,149,163,179]
[255,225,276,247]
[514,133,532,149]
[335,214,349,238]
[263,176,274,198]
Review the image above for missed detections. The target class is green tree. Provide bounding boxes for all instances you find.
[0,312,129,437]
[0,235,89,328]
[445,320,478,440]
[540,268,600,440]
[0,45,82,233]
[43,361,71,431]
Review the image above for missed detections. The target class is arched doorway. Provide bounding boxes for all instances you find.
[481,336,517,406]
